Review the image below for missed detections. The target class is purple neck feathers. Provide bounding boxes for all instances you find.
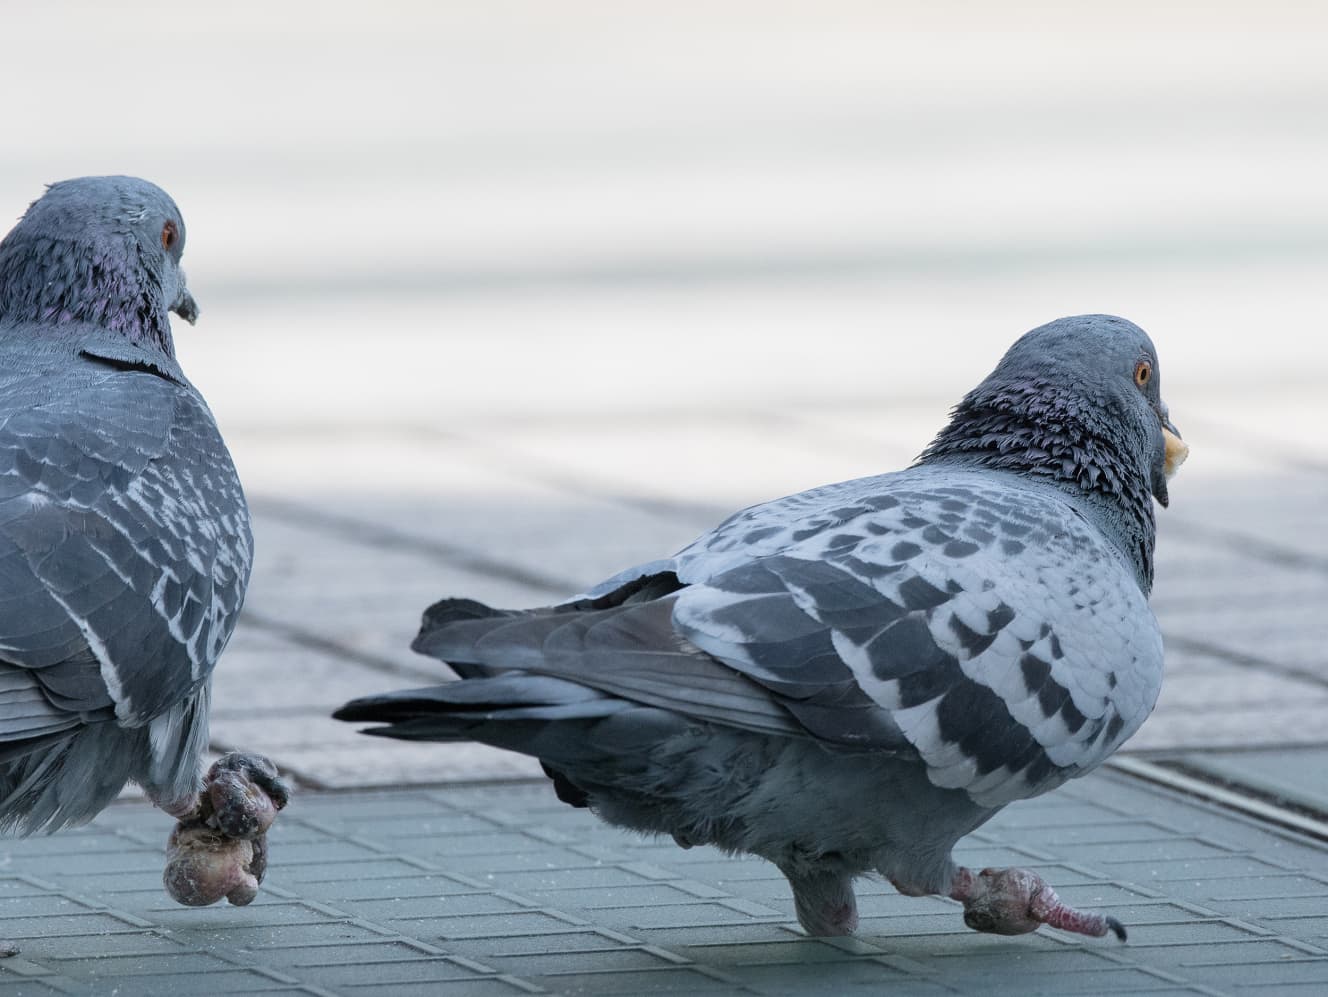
[0,233,175,357]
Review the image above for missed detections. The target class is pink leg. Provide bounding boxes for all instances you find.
[948,867,1126,941]
[887,875,930,897]
[152,791,202,821]
[782,867,860,936]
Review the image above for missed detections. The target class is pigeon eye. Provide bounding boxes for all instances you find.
[1134,360,1152,388]
[161,221,178,251]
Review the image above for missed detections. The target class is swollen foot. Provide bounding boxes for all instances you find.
[950,867,1126,941]
[163,753,291,907]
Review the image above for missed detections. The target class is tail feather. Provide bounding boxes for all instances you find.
[0,723,146,834]
[412,598,520,678]
[334,673,620,726]
[339,575,792,813]
[416,597,517,638]
[411,571,684,664]
[334,671,680,800]
[333,673,635,753]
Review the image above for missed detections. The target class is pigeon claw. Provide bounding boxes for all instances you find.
[952,867,1127,942]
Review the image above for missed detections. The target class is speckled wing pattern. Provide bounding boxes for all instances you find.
[657,469,1163,808]
[0,336,251,743]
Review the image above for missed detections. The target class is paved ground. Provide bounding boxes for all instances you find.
[1,773,1327,996]
[3,1,1328,993]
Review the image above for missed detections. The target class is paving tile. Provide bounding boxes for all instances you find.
[333,980,539,997]
[1180,958,1328,987]
[1168,748,1328,813]
[0,982,79,996]
[48,951,245,977]
[87,969,301,995]
[292,957,504,987]
[934,967,1191,995]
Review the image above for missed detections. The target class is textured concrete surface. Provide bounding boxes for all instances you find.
[2,1,1328,993]
[2,771,1327,996]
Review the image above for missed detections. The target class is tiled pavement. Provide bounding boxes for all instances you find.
[4,1,1328,993]
[1,770,1327,997]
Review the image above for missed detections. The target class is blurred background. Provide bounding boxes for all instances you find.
[2,0,1327,792]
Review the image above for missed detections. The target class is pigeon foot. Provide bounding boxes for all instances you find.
[949,867,1126,941]
[163,752,290,907]
[164,825,266,906]
[201,752,291,839]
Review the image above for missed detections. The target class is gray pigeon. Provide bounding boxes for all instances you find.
[0,178,287,931]
[337,314,1187,941]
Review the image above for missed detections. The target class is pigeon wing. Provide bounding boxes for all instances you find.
[671,473,1164,806]
[0,354,251,732]
[413,596,805,739]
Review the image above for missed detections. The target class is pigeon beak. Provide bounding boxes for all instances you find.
[1147,402,1188,509]
[1160,416,1188,481]
[1162,424,1187,480]
[172,287,200,326]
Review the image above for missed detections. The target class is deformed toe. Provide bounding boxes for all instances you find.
[164,823,263,907]
[202,752,291,840]
[954,866,1126,941]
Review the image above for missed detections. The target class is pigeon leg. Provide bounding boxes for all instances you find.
[781,865,860,936]
[948,866,1126,940]
[886,875,931,897]
[153,790,203,821]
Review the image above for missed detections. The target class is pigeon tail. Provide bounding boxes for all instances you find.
[412,598,521,678]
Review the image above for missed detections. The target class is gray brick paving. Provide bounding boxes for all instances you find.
[1,771,1325,995]
[1170,749,1328,813]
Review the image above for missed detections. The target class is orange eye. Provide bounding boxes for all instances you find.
[161,220,178,251]
[1134,359,1152,388]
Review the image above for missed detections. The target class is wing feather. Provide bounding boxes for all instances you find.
[669,473,1163,805]
[0,340,251,737]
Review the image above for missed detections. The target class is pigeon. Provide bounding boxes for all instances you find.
[0,178,288,946]
[336,314,1187,942]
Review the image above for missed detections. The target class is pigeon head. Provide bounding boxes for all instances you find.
[0,176,197,356]
[919,314,1187,589]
